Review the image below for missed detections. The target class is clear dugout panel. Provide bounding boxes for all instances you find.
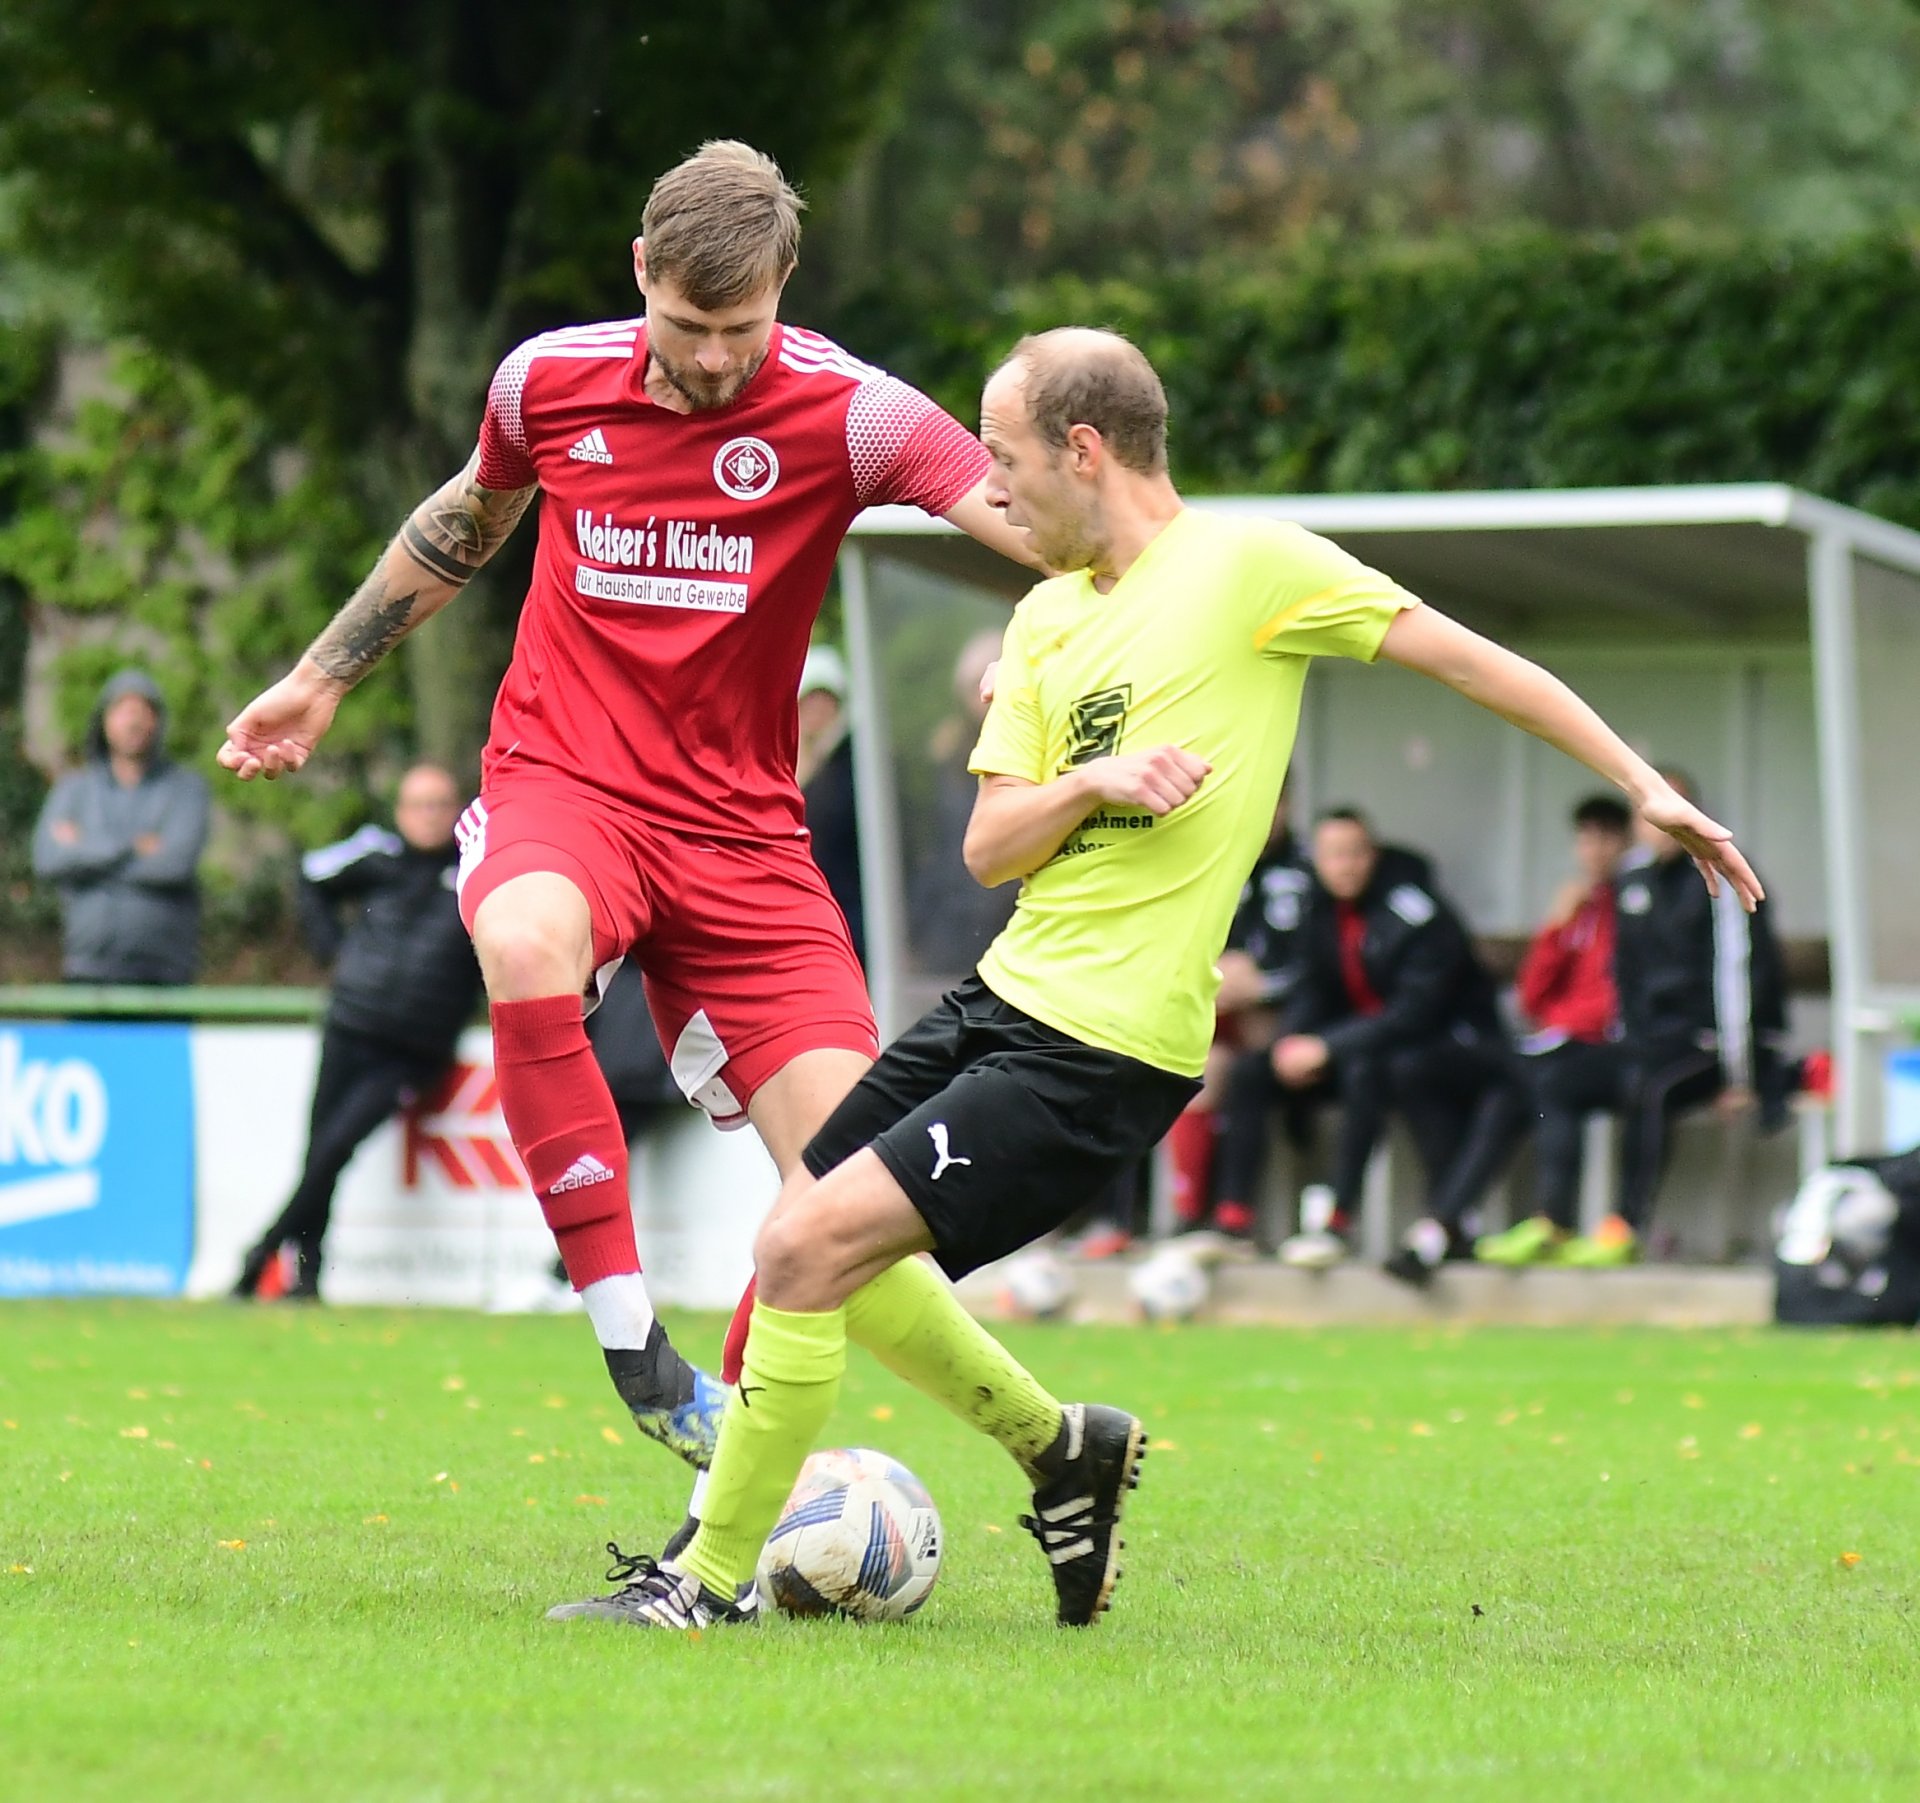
[1852,554,1920,990]
[861,552,1022,1025]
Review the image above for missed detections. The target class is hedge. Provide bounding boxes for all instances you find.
[844,230,1920,524]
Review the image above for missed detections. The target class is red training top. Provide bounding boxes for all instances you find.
[1335,901,1384,1017]
[1516,885,1619,1043]
[474,319,988,839]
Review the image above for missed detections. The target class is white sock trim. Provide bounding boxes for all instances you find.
[580,1274,658,1351]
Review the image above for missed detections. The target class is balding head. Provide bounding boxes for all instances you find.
[395,761,461,851]
[993,328,1168,475]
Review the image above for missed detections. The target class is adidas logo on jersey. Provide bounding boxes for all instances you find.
[551,1153,616,1193]
[568,428,614,465]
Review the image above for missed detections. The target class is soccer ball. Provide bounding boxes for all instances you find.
[1127,1242,1211,1321]
[994,1246,1075,1319]
[1828,1173,1899,1262]
[755,1447,942,1622]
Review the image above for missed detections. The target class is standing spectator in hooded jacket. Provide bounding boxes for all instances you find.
[232,763,482,1299]
[32,669,210,986]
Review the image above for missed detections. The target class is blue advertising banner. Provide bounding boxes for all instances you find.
[0,1024,195,1297]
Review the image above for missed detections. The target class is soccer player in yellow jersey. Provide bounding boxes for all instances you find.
[559,327,1763,1632]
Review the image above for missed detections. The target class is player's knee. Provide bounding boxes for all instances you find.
[753,1202,834,1303]
[472,907,586,1001]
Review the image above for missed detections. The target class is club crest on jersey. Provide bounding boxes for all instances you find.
[714,436,780,501]
[1062,684,1133,768]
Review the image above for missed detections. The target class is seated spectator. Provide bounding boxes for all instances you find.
[1214,807,1521,1280]
[1478,795,1633,1266]
[1553,770,1787,1266]
[796,644,863,964]
[31,668,210,986]
[1163,783,1311,1244]
[233,764,481,1299]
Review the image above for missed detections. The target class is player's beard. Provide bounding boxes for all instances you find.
[650,344,769,411]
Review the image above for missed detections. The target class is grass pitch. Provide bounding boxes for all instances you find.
[2,1303,1917,1802]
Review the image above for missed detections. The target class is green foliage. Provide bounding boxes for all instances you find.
[0,319,59,953]
[0,0,936,762]
[0,0,935,444]
[0,342,399,847]
[847,230,1920,524]
[805,0,1920,306]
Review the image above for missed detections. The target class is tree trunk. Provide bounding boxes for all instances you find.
[392,0,519,776]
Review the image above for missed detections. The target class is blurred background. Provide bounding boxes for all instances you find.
[4,0,1920,979]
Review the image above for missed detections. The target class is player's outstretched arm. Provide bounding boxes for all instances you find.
[963,746,1211,888]
[218,453,537,781]
[1378,604,1764,910]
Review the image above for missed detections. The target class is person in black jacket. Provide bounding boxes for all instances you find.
[1164,786,1313,1241]
[233,763,482,1298]
[796,644,864,965]
[1559,770,1787,1266]
[1216,808,1522,1277]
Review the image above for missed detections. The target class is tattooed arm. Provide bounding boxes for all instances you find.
[218,455,537,781]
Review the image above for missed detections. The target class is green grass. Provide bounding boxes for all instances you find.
[2,1305,1918,1802]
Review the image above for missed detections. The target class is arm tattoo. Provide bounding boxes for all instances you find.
[401,518,475,586]
[311,455,535,686]
[309,576,429,687]
[396,453,536,589]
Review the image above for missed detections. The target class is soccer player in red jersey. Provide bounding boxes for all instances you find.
[218,142,1040,1477]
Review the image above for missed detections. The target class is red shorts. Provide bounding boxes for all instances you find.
[455,778,878,1128]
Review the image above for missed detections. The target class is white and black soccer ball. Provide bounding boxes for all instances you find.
[1829,1175,1900,1263]
[1127,1243,1211,1321]
[755,1447,942,1622]
[994,1247,1075,1320]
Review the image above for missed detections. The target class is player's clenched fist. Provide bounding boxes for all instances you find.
[1081,744,1211,817]
[217,667,344,782]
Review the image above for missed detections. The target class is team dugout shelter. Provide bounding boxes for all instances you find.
[835,484,1920,1178]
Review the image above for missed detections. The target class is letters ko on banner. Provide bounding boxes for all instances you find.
[0,1024,195,1296]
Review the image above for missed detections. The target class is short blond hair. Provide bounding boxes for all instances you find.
[641,140,804,309]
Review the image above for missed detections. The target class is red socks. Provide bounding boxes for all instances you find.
[1165,1105,1217,1229]
[490,995,638,1289]
[721,1276,757,1386]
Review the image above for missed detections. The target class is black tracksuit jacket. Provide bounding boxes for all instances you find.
[1281,852,1503,1062]
[297,827,482,1059]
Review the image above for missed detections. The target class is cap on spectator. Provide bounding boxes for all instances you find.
[799,644,849,703]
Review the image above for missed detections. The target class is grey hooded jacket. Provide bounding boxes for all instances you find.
[31,670,211,985]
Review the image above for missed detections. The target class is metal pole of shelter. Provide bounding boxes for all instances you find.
[1808,531,1871,1153]
[839,545,910,1045]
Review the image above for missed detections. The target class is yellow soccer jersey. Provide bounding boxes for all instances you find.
[969,508,1417,1076]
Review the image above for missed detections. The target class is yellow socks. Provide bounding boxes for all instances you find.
[846,1257,1064,1475]
[678,1301,845,1597]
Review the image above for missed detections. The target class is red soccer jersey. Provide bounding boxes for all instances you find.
[473,318,989,839]
[1516,884,1620,1043]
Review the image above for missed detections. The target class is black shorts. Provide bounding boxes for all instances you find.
[801,975,1201,1278]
